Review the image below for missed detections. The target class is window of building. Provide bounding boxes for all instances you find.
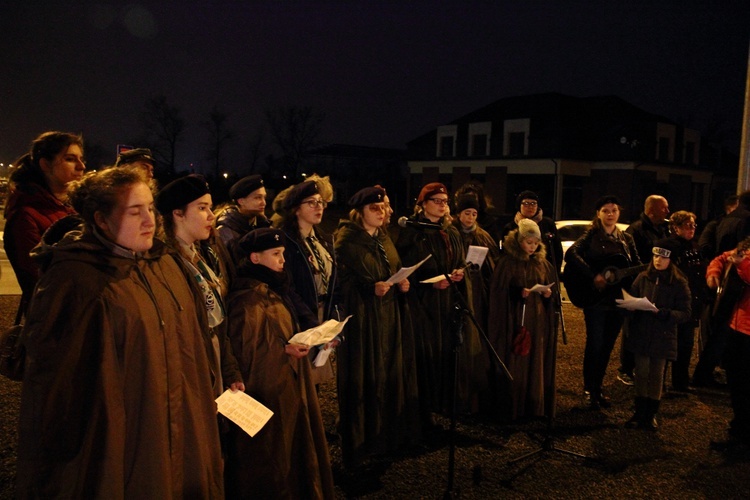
[685,141,695,165]
[508,132,526,156]
[503,118,530,156]
[658,137,670,162]
[472,134,488,156]
[468,122,491,156]
[436,125,457,157]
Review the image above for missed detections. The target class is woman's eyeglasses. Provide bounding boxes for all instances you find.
[367,204,386,213]
[428,198,449,206]
[303,199,327,209]
[521,201,538,207]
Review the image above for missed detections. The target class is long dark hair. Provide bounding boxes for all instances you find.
[9,131,84,188]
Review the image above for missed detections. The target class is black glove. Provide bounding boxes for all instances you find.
[656,308,670,321]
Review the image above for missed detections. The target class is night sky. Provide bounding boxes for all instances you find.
[1,1,749,173]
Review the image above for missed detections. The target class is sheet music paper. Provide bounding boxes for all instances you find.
[615,289,659,312]
[288,316,353,347]
[386,254,432,284]
[465,245,489,268]
[529,282,555,294]
[216,389,274,437]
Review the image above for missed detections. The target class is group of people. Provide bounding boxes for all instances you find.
[4,130,750,497]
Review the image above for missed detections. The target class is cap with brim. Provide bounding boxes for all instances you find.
[652,238,680,258]
[595,195,621,210]
[116,148,155,167]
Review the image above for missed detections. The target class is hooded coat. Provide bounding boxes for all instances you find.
[488,230,557,421]
[225,271,335,500]
[334,220,421,466]
[17,231,224,499]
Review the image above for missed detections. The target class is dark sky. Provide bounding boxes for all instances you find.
[1,1,749,173]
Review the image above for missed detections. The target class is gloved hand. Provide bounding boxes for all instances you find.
[656,308,671,321]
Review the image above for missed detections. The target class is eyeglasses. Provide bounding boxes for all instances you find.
[428,198,449,206]
[521,201,538,207]
[367,204,386,213]
[302,199,327,209]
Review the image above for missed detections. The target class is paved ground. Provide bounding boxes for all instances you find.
[1,293,749,498]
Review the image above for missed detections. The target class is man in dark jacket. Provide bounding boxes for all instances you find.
[715,191,750,255]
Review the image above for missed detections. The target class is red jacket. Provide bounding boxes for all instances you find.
[707,251,750,335]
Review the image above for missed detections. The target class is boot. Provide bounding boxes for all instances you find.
[639,398,660,431]
[625,397,647,429]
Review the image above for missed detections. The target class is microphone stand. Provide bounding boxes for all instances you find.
[508,231,593,465]
[413,225,511,499]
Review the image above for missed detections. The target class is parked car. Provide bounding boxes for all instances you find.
[555,220,629,302]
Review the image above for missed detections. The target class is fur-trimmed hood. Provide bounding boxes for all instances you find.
[503,228,547,262]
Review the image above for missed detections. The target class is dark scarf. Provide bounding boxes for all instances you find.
[239,260,290,296]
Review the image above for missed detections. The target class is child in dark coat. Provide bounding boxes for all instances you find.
[621,238,691,431]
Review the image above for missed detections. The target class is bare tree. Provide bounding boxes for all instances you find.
[201,106,233,180]
[264,106,325,177]
[140,95,185,175]
[245,125,266,174]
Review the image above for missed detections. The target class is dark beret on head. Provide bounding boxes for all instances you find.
[595,195,621,211]
[282,180,319,210]
[515,190,539,209]
[229,175,264,201]
[417,182,448,204]
[348,186,386,208]
[155,175,210,215]
[115,148,155,167]
[456,194,480,213]
[237,228,286,255]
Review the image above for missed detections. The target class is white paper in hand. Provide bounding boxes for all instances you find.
[615,289,658,312]
[288,315,352,347]
[216,389,274,437]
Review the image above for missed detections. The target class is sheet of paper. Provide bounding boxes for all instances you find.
[466,245,489,268]
[386,254,433,284]
[216,389,274,438]
[529,282,555,294]
[420,274,449,284]
[313,345,333,367]
[287,315,353,347]
[615,289,659,312]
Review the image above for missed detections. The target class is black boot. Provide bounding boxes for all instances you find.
[625,397,647,429]
[640,398,660,431]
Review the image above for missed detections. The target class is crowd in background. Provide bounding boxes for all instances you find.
[3,131,750,498]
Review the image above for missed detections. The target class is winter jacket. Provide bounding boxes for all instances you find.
[708,251,750,336]
[624,266,691,360]
[626,212,670,267]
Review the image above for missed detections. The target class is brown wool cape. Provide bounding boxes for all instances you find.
[17,232,224,498]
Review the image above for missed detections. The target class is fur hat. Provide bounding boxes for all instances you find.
[229,175,264,201]
[155,175,210,214]
[237,228,286,255]
[515,190,539,210]
[652,238,680,259]
[456,194,480,213]
[517,219,541,240]
[417,182,448,204]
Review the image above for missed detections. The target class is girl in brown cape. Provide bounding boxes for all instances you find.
[488,219,557,421]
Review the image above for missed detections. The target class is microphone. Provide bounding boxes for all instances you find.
[398,216,442,230]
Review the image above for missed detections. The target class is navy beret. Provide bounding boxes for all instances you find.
[238,228,286,255]
[229,175,264,201]
[348,186,386,208]
[155,175,210,214]
[282,181,319,210]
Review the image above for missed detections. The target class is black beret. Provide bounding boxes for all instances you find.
[282,181,319,210]
[515,190,539,209]
[348,186,386,208]
[155,175,210,215]
[115,148,155,167]
[229,175,264,201]
[652,238,680,259]
[595,195,621,210]
[237,228,286,255]
[456,194,480,213]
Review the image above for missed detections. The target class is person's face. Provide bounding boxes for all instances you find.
[41,143,86,190]
[520,198,538,218]
[237,187,267,216]
[649,199,669,223]
[175,194,215,244]
[252,246,285,272]
[520,237,541,255]
[362,202,386,231]
[674,218,697,241]
[597,203,620,228]
[653,254,670,271]
[96,182,155,253]
[296,195,326,227]
[458,208,478,228]
[383,194,393,225]
[129,160,154,180]
[423,194,449,220]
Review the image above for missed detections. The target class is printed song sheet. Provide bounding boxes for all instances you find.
[386,254,432,284]
[216,389,274,437]
[288,315,353,347]
[615,289,659,312]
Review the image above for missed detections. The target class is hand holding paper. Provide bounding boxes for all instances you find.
[529,282,555,294]
[288,316,352,347]
[216,389,273,437]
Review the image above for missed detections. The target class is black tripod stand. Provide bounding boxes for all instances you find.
[508,232,592,464]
